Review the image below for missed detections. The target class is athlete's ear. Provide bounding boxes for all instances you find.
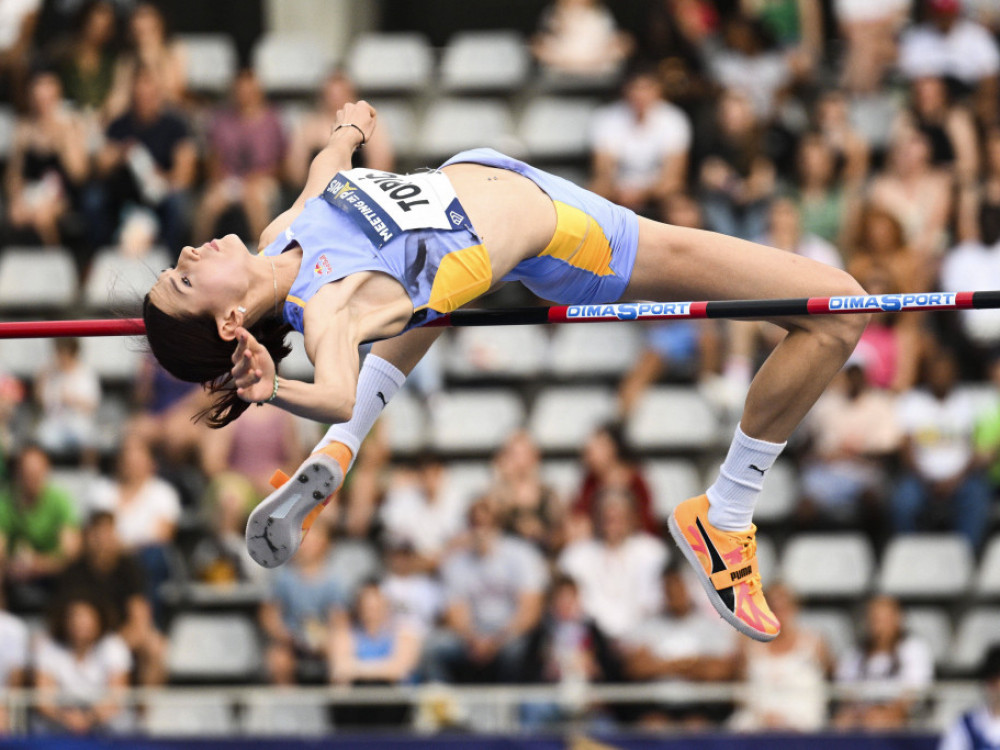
[217,306,245,342]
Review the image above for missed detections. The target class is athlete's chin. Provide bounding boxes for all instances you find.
[219,233,250,256]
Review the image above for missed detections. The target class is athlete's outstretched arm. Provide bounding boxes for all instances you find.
[257,101,378,251]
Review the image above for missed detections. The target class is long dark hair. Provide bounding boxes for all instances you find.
[142,295,292,428]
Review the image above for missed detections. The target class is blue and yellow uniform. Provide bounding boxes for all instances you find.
[259,148,639,334]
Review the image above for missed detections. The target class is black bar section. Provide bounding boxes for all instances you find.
[972,291,1000,309]
[704,298,813,319]
[446,307,553,327]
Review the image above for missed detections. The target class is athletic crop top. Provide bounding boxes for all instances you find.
[259,167,480,333]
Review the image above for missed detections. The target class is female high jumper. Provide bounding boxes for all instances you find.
[143,102,868,642]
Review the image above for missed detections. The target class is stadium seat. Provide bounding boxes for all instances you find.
[949,607,1000,673]
[797,609,857,659]
[0,337,52,379]
[441,31,529,92]
[529,386,616,451]
[752,459,799,523]
[368,99,419,160]
[447,325,549,379]
[626,387,718,450]
[94,396,129,454]
[243,692,331,736]
[167,613,261,681]
[0,246,78,309]
[904,607,953,667]
[81,335,143,382]
[975,534,1000,598]
[179,34,238,93]
[84,246,168,310]
[430,389,524,452]
[547,322,642,378]
[253,33,335,93]
[929,683,983,731]
[878,534,973,599]
[755,534,777,581]
[145,692,235,736]
[346,33,434,93]
[279,331,314,381]
[781,533,874,598]
[446,461,493,503]
[381,388,427,453]
[419,98,517,160]
[644,459,701,520]
[541,460,582,498]
[519,97,598,160]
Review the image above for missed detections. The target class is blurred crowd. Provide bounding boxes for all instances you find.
[0,0,999,738]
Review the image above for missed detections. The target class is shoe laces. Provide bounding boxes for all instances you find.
[739,534,762,596]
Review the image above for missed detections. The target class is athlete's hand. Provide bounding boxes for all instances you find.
[230,327,277,403]
[331,100,377,147]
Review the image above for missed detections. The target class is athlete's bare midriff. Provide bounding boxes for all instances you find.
[441,163,557,279]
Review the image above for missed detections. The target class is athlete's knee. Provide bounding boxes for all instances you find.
[818,270,870,349]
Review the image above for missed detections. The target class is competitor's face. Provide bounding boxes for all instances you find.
[149,234,252,318]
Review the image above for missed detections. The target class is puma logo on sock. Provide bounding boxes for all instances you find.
[748,464,767,475]
[376,392,388,407]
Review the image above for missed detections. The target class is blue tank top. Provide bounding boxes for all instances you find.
[353,626,394,661]
[964,711,1000,750]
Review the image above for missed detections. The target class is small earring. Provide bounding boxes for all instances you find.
[237,306,247,314]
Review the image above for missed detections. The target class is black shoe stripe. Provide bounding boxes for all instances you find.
[694,516,736,613]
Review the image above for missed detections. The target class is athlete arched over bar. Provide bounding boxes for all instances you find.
[142,102,868,642]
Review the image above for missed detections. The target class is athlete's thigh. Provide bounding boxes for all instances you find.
[623,217,864,305]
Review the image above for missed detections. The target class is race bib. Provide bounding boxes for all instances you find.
[322,168,474,248]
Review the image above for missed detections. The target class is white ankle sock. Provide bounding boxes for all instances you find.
[706,424,786,531]
[312,354,406,465]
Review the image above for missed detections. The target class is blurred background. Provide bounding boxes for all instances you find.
[0,0,999,746]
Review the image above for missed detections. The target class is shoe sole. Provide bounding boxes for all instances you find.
[245,453,343,569]
[667,512,777,643]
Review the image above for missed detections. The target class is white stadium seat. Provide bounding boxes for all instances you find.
[519,97,598,160]
[446,325,549,379]
[755,534,777,581]
[0,337,52,379]
[243,693,330,736]
[976,535,1000,597]
[541,460,582,498]
[253,33,335,93]
[949,607,1000,673]
[781,533,874,598]
[441,31,529,92]
[529,386,616,451]
[904,607,953,667]
[81,335,143,382]
[381,388,427,453]
[84,246,168,310]
[179,34,238,93]
[797,609,857,659]
[626,387,718,450]
[369,99,419,159]
[752,459,799,523]
[279,331,314,382]
[644,459,701,520]
[879,534,973,599]
[547,322,642,378]
[347,33,434,93]
[929,683,983,731]
[446,461,493,503]
[430,389,524,452]
[145,693,235,736]
[167,613,261,681]
[419,98,517,160]
[0,246,77,309]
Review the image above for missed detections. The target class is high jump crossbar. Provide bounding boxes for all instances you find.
[0,290,998,339]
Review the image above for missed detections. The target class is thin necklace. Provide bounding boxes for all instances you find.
[269,257,280,316]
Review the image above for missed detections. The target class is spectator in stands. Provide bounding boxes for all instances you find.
[4,69,88,248]
[981,129,1000,247]
[34,595,131,734]
[848,204,927,295]
[891,349,992,548]
[834,594,933,729]
[88,433,180,608]
[898,76,980,186]
[54,510,166,686]
[588,66,691,216]
[380,536,443,636]
[329,580,420,727]
[898,0,1000,126]
[799,357,902,529]
[194,68,285,243]
[0,445,80,608]
[793,132,853,248]
[620,563,737,727]
[189,472,259,586]
[834,0,910,95]
[870,124,953,258]
[573,423,657,535]
[33,338,100,458]
[761,196,843,268]
[57,1,125,121]
[259,519,345,685]
[814,90,871,185]
[129,353,210,465]
[974,354,1000,497]
[696,88,775,240]
[559,488,668,641]
[531,0,632,78]
[939,645,1000,750]
[0,598,28,733]
[381,453,466,572]
[117,2,186,109]
[0,0,40,108]
[520,575,619,728]
[201,403,305,498]
[92,63,195,251]
[286,69,394,186]
[732,583,832,731]
[426,499,547,683]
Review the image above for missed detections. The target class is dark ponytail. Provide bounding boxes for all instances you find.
[142,294,292,428]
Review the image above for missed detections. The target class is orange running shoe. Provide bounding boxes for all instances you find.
[245,442,353,569]
[667,494,779,642]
